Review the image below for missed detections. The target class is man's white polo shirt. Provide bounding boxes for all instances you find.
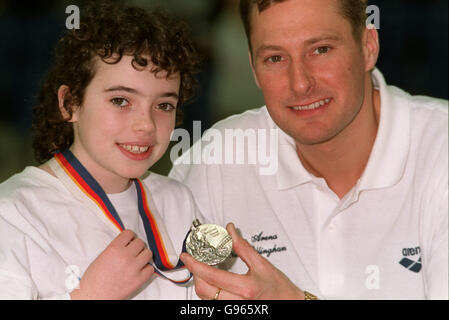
[170,69,448,299]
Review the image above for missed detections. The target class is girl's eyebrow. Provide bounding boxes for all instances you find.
[104,85,140,95]
[160,92,179,100]
[104,86,179,100]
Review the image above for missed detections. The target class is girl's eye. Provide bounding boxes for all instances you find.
[157,103,176,112]
[111,97,129,108]
[313,46,330,55]
[266,55,284,63]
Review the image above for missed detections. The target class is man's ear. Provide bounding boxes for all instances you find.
[362,27,380,72]
[248,50,261,88]
[57,85,78,122]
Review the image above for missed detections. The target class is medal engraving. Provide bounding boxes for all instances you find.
[186,219,232,265]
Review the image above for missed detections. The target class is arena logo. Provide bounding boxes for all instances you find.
[170,121,279,175]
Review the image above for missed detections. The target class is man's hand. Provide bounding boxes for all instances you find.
[180,223,306,300]
[70,230,154,300]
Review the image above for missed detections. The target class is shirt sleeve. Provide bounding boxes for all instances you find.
[0,213,38,300]
[0,270,38,300]
[0,214,71,300]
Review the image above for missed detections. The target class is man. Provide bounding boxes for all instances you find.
[171,0,448,299]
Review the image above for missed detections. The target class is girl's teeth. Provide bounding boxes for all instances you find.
[120,144,149,154]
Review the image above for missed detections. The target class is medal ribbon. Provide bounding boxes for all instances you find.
[53,150,191,284]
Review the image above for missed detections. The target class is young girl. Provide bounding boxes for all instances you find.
[0,1,202,299]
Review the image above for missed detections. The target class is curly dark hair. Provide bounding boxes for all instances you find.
[32,0,200,164]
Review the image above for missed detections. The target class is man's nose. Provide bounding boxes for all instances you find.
[289,59,314,96]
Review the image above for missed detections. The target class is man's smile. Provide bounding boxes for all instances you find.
[288,98,332,111]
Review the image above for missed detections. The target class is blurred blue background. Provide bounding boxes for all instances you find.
[0,0,447,182]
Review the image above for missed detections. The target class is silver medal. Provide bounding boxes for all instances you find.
[186,219,233,266]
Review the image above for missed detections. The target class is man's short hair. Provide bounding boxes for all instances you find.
[239,0,368,50]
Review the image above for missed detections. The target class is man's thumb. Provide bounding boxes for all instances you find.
[226,223,260,270]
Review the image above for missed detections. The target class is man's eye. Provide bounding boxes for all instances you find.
[157,103,176,112]
[111,97,129,108]
[314,46,330,55]
[266,55,284,63]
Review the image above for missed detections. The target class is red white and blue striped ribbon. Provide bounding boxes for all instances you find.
[51,149,191,284]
